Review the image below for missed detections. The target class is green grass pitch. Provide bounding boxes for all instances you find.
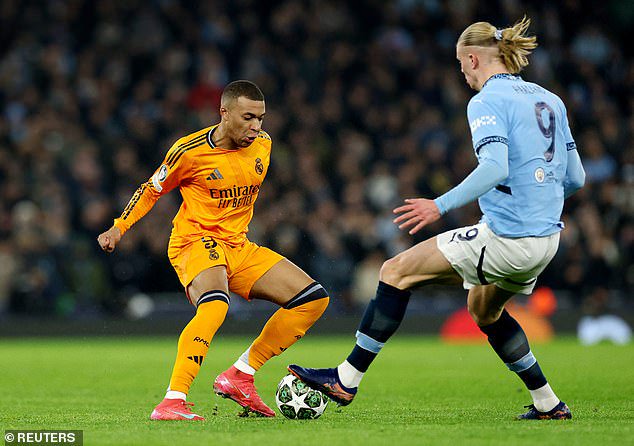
[1,335,632,445]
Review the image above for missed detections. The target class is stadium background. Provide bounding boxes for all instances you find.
[0,0,632,335]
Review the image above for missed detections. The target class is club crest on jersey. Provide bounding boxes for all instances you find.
[534,167,545,183]
[255,158,264,175]
[152,164,168,191]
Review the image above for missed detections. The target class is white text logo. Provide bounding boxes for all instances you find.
[470,115,497,132]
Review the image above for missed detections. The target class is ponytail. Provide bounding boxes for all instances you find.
[457,16,538,74]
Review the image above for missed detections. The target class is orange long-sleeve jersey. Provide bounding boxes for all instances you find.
[113,124,271,245]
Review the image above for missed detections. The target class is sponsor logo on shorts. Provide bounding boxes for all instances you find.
[208,249,219,260]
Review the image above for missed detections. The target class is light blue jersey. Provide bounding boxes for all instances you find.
[435,74,585,237]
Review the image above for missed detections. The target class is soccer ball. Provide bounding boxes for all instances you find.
[275,374,329,419]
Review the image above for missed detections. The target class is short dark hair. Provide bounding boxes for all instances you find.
[221,80,264,104]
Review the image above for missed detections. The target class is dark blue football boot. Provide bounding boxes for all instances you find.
[517,401,572,420]
[287,365,357,406]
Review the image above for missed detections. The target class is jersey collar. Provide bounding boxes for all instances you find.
[206,124,262,151]
[206,124,248,151]
[206,125,219,149]
[482,73,522,89]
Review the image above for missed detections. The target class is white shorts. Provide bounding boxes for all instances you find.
[436,222,560,295]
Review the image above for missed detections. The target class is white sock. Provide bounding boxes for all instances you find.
[337,360,363,388]
[529,383,559,412]
[233,358,256,375]
[165,390,186,400]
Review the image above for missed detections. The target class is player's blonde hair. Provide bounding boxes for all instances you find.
[457,16,538,74]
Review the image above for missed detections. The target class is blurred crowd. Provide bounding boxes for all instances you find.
[0,0,632,317]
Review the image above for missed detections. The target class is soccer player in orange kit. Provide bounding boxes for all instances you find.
[97,80,329,419]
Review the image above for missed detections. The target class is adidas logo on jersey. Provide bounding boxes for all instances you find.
[207,168,224,180]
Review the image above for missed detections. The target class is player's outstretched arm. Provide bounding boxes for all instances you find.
[97,226,122,253]
[99,140,190,253]
[394,143,509,235]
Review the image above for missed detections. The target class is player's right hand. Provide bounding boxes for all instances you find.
[393,198,441,235]
[97,226,122,253]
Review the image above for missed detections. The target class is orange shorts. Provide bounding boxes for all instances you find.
[168,235,284,302]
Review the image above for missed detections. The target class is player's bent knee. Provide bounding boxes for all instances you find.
[468,300,501,327]
[380,256,409,290]
[283,282,329,312]
[468,305,485,327]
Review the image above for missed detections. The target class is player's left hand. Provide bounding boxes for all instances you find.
[393,198,441,235]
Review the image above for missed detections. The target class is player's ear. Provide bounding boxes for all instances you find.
[469,53,479,70]
[219,106,229,121]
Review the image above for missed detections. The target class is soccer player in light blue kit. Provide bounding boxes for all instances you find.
[289,17,585,420]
